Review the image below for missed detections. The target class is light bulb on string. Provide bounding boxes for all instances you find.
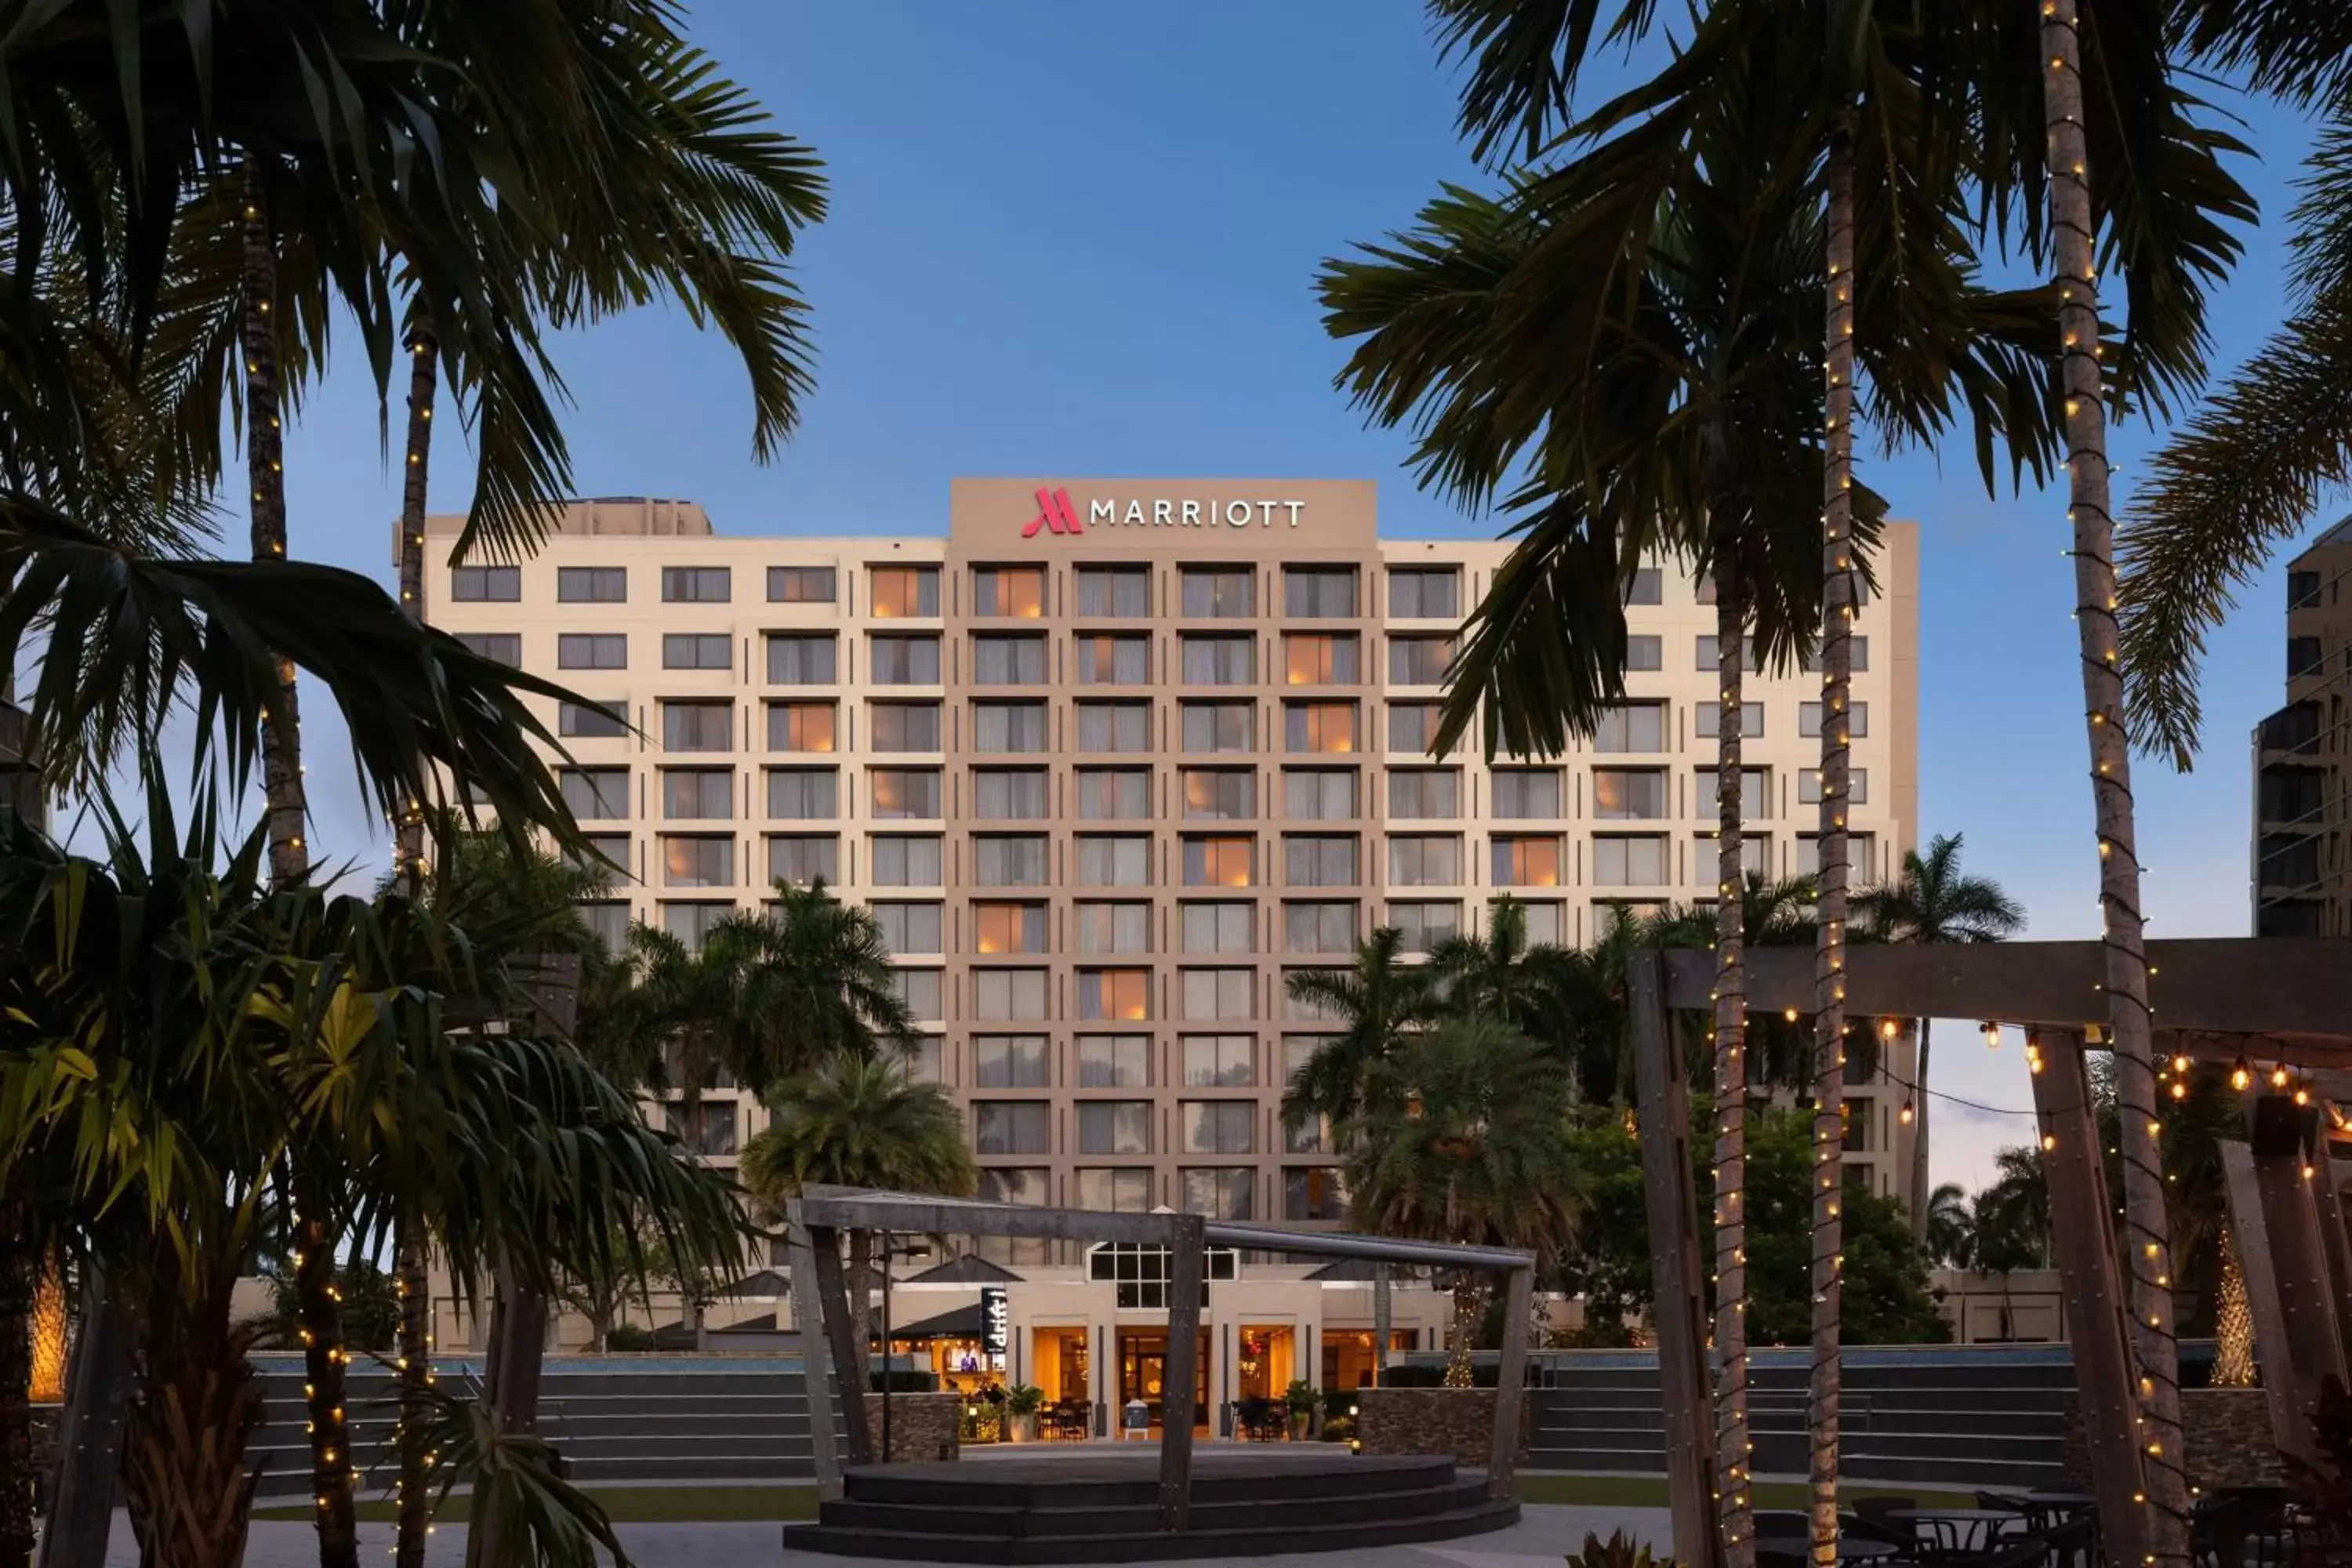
[1981,1021,2000,1050]
[2232,1059,2252,1092]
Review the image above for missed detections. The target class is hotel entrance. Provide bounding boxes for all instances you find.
[1232,1325,1298,1403]
[1115,1327,1209,1436]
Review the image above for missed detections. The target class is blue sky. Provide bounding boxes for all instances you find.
[232,2,2326,1192]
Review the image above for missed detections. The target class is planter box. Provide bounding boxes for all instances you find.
[2060,1386,2281,1492]
[864,1392,962,1464]
[1356,1387,1528,1471]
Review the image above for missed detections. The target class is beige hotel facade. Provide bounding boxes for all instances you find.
[419,478,1922,1250]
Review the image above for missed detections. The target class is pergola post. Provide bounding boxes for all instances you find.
[2029,1033,2151,1568]
[808,1224,874,1466]
[2310,1166,2352,1367]
[2220,1142,2315,1471]
[1628,949,1722,1568]
[1159,1210,1205,1532]
[786,1215,844,1500]
[1486,1263,1534,1501]
[2249,1120,2347,1431]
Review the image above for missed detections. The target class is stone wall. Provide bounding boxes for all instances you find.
[2060,1387,2281,1491]
[862,1392,960,1464]
[1357,1387,1529,1472]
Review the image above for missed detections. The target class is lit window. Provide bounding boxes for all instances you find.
[1592,768,1666,820]
[767,701,836,753]
[974,902,1047,955]
[1078,967,1151,1021]
[870,566,939,618]
[1284,700,1358,753]
[1184,835,1255,887]
[1182,769,1255,820]
[1284,633,1361,685]
[1491,835,1562,887]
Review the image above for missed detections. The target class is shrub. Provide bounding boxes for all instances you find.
[1319,1414,1356,1444]
[1566,1530,1681,1568]
[869,1368,938,1392]
[1005,1383,1045,1415]
[1284,1379,1322,1413]
[603,1324,657,1352]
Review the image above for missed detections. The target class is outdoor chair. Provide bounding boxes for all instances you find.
[2038,1511,2097,1568]
[1852,1498,1923,1551]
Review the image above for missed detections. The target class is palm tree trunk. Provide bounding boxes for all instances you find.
[845,1228,876,1390]
[292,1178,358,1568]
[393,1227,431,1568]
[394,311,439,886]
[241,158,310,887]
[1712,569,1755,1568]
[0,1189,35,1568]
[1909,1018,1934,1241]
[1445,1272,1481,1388]
[1810,123,1858,1568]
[122,1253,263,1568]
[27,1253,64,1406]
[2040,9,2186,1560]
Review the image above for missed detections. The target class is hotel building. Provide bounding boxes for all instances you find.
[419,478,1923,1252]
[2254,520,2352,937]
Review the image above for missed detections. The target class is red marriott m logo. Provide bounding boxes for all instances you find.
[1022,486,1084,538]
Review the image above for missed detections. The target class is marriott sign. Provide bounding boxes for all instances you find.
[1023,486,1306,538]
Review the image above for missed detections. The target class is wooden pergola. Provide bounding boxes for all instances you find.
[785,1185,1537,1532]
[1630,936,2352,1568]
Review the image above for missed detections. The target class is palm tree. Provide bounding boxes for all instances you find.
[1428,895,1556,1024]
[741,1058,978,1387]
[1924,1183,1975,1269]
[1852,833,2025,1237]
[1280,927,1434,1139]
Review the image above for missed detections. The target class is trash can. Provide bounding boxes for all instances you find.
[1122,1398,1149,1440]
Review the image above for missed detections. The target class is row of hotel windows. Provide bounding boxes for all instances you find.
[459,628,1873,688]
[547,695,1867,759]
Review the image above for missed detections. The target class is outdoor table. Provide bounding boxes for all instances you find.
[1888,1508,2026,1557]
[2024,1492,2094,1510]
[1838,1539,1900,1561]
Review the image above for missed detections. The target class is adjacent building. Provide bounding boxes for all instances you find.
[2255,520,2352,936]
[417,479,1923,1252]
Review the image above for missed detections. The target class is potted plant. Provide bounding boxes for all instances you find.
[1004,1383,1045,1444]
[1284,1381,1321,1442]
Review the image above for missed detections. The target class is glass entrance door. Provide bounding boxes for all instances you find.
[1116,1328,1209,1433]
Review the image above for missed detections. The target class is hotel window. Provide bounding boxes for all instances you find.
[1388,701,1439,753]
[457,633,522,666]
[1076,1167,1155,1210]
[662,701,733,753]
[1285,1168,1345,1222]
[972,564,1045,619]
[1798,767,1868,805]
[660,768,731,820]
[870,565,940,618]
[1181,1167,1254,1220]
[1076,834,1151,887]
[1593,834,1668,886]
[767,700,837,753]
[1283,768,1357,820]
[1508,898,1565,945]
[1079,967,1151,1021]
[659,901,733,953]
[1799,701,1869,739]
[1181,567,1254,618]
[1285,974,1345,1022]
[974,1034,1050,1089]
[1804,636,1870,673]
[1074,901,1151,954]
[661,566,730,603]
[1181,634,1255,685]
[869,701,942,752]
[1694,767,1773,819]
[1387,900,1460,953]
[873,902,943,956]
[1492,834,1563,887]
[451,564,520,601]
[1284,900,1356,954]
[767,565,837,604]
[1182,700,1254,753]
[560,700,628,739]
[1593,702,1665,753]
[1182,768,1255,821]
[1626,635,1663,672]
[973,834,1046,887]
[1077,1102,1152,1156]
[767,834,839,886]
[1798,833,1878,883]
[1076,633,1149,685]
[557,633,626,670]
[2291,569,2325,609]
[975,968,1049,1022]
[1492,768,1561,818]
[1183,835,1255,887]
[1078,1036,1152,1089]
[1283,1034,1336,1083]
[1694,702,1765,739]
[553,771,626,822]
[871,634,941,685]
[579,902,630,953]
[1181,901,1256,954]
[872,834,945,886]
[870,767,941,819]
[665,633,731,671]
[975,1102,1050,1156]
[905,1038,944,1085]
[974,699,1047,753]
[1077,565,1151,618]
[1182,1035,1256,1087]
[1284,566,1358,619]
[1075,701,1149,753]
[1593,767,1667,820]
[1387,768,1458,818]
[1180,968,1254,1022]
[1624,567,1664,606]
[664,1101,738,1158]
[1285,833,1359,887]
[1284,632,1360,685]
[1285,700,1358,753]
[1388,634,1451,686]
[558,566,626,602]
[973,633,1047,685]
[1695,635,1760,672]
[1388,568,1459,619]
[1700,833,1770,877]
[568,834,633,881]
[974,902,1049,955]
[1388,833,1461,886]
[660,834,733,888]
[1077,767,1151,820]
[978,1168,1049,1210]
[975,768,1049,820]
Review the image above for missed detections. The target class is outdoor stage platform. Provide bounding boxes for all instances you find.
[779,1446,1520,1563]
